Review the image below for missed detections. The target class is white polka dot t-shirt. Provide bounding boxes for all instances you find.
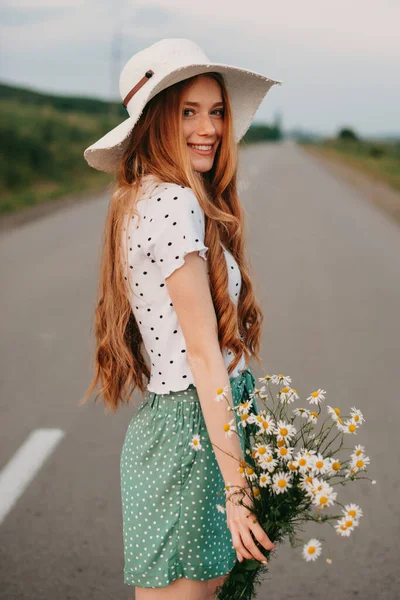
[122,176,248,394]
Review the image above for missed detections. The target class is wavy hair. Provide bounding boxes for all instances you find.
[81,72,264,412]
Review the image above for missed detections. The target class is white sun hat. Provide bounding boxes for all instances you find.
[83,38,282,173]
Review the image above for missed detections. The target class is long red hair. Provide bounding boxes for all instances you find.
[81,73,264,412]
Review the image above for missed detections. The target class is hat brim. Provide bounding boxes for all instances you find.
[84,62,282,173]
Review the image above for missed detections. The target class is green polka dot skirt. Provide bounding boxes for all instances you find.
[120,366,258,588]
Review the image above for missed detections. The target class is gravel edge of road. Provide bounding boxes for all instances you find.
[301,145,400,229]
[0,185,111,234]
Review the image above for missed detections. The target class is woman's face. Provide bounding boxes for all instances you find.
[182,75,224,173]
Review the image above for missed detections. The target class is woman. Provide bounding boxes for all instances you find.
[82,38,281,599]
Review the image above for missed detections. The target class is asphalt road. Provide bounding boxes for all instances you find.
[1,140,399,600]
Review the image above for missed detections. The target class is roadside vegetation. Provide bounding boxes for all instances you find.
[0,82,282,216]
[299,128,400,193]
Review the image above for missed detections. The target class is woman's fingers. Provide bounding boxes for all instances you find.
[239,526,269,563]
[230,528,254,560]
[248,520,276,551]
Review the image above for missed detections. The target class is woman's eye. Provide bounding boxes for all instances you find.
[183,109,224,117]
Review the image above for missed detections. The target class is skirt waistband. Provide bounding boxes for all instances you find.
[144,366,255,407]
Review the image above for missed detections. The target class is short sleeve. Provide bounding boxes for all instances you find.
[145,184,209,279]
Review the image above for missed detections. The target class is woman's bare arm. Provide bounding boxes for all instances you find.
[164,250,246,488]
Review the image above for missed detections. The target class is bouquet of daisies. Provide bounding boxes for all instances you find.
[213,373,375,600]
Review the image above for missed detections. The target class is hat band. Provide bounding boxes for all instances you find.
[122,70,154,108]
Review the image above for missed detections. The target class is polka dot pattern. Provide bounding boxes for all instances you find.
[121,176,250,395]
[120,366,259,588]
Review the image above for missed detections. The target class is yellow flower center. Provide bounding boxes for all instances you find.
[355,449,362,455]
[356,459,364,468]
[266,456,273,462]
[253,487,261,497]
[311,392,319,398]
[277,373,285,378]
[332,461,341,471]
[292,388,297,394]
[310,411,318,418]
[282,387,290,393]
[246,467,254,476]
[223,424,230,432]
[333,407,340,415]
[308,546,316,554]
[348,509,356,518]
[241,413,249,421]
[280,447,288,456]
[354,415,359,422]
[277,439,286,447]
[258,446,267,455]
[340,524,347,531]
[280,427,288,436]
[346,519,353,528]
[278,479,287,488]
[348,423,356,432]
[216,387,224,395]
[306,476,313,484]
[338,417,343,424]
[288,462,297,471]
[193,439,199,446]
[299,458,307,466]
[262,422,270,429]
[319,496,328,506]
[315,460,324,469]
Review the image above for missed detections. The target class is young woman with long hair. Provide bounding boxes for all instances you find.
[81,38,281,600]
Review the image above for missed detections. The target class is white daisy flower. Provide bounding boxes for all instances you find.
[307,477,331,498]
[190,434,204,451]
[343,419,358,434]
[259,454,279,473]
[237,412,252,429]
[253,413,276,435]
[335,516,356,536]
[351,444,365,458]
[307,411,319,424]
[216,504,226,513]
[302,538,322,561]
[350,407,365,425]
[271,373,292,387]
[253,443,273,460]
[298,474,314,493]
[350,453,370,472]
[274,420,297,442]
[310,453,330,475]
[293,407,310,419]
[307,388,327,406]
[278,386,299,404]
[276,445,294,462]
[215,385,230,403]
[252,385,267,396]
[258,374,273,384]
[326,457,342,475]
[222,419,236,438]
[259,473,272,487]
[326,405,341,421]
[312,486,337,509]
[272,471,293,494]
[236,397,255,415]
[242,465,258,482]
[295,452,314,474]
[342,503,363,522]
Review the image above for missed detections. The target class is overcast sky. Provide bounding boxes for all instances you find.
[1,0,399,137]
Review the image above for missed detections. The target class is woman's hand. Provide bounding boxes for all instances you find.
[226,487,276,563]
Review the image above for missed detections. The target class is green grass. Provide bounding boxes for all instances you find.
[0,82,282,216]
[299,138,400,193]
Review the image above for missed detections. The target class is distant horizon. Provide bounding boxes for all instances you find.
[1,78,398,142]
[1,1,398,141]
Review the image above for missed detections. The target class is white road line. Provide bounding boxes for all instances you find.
[0,428,65,525]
